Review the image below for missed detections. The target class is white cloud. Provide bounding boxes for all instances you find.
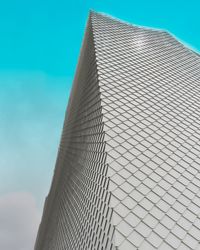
[0,192,41,250]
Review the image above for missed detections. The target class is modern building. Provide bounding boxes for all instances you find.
[35,12,200,250]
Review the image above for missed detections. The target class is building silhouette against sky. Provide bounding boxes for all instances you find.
[35,12,200,250]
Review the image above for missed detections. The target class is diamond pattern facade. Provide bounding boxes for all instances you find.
[35,12,200,250]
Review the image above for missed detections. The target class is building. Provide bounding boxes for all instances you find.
[35,12,200,250]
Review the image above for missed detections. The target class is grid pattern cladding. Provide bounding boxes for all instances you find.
[35,18,115,250]
[91,12,200,250]
[35,12,200,250]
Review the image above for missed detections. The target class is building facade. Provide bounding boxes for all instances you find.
[35,12,200,250]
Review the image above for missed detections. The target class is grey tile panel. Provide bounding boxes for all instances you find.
[35,16,115,250]
[35,11,200,250]
[91,12,200,250]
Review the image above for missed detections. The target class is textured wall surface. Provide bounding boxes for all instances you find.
[35,12,200,250]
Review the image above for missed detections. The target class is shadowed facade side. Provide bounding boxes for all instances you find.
[34,14,115,250]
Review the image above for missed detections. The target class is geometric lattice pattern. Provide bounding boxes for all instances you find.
[35,12,200,250]
[34,16,115,250]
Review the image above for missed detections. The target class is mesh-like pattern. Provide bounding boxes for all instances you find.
[35,12,200,250]
[35,18,115,250]
[91,13,200,249]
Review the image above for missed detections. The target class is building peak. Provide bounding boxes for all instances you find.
[90,11,166,34]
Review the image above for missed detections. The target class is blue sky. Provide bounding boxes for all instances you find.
[0,0,199,249]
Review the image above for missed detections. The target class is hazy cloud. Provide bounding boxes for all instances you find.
[0,71,71,207]
[0,192,41,250]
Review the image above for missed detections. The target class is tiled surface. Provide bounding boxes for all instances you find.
[91,12,200,250]
[35,17,115,250]
[35,12,200,250]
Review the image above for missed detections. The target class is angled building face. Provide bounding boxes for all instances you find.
[35,12,200,250]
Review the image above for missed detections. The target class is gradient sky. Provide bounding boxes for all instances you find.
[0,0,199,249]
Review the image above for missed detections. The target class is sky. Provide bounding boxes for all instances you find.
[0,0,199,249]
